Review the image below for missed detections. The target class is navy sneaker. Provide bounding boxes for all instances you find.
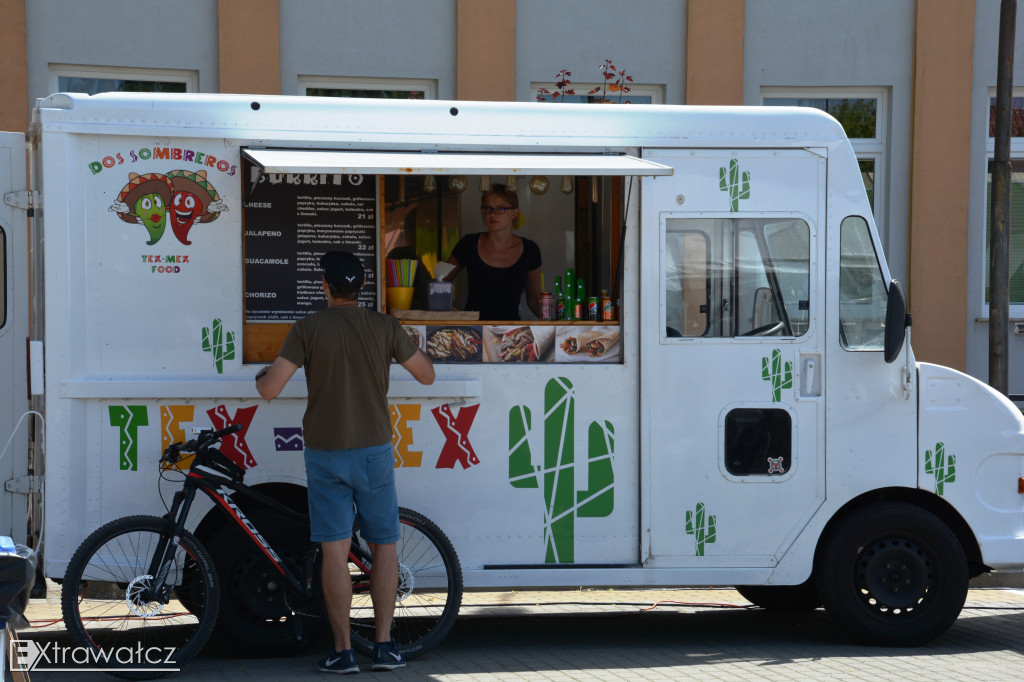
[319,648,359,674]
[371,641,406,671]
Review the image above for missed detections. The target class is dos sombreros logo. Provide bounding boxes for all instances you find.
[107,169,228,273]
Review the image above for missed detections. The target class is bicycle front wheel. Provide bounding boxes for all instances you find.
[349,507,463,659]
[60,515,219,680]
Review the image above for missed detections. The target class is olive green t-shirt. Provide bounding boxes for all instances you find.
[278,305,417,450]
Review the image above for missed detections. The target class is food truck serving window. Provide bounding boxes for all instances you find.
[240,149,671,364]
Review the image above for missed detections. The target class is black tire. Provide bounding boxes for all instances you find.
[736,578,821,612]
[61,515,219,680]
[816,502,968,646]
[204,508,325,657]
[349,507,463,660]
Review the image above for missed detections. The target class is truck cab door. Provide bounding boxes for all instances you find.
[0,132,30,543]
[639,149,825,578]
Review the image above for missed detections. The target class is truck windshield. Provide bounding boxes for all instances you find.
[664,217,810,338]
[838,216,887,350]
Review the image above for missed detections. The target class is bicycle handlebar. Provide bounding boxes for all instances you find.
[161,423,243,467]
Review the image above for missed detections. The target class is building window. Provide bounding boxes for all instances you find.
[762,88,886,223]
[983,159,1024,307]
[988,96,1024,136]
[531,82,664,105]
[51,65,197,95]
[299,76,437,100]
[983,89,1024,313]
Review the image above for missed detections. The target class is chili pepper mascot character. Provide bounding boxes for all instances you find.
[108,172,174,245]
[166,169,228,245]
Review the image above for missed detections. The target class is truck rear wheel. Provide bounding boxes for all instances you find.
[205,510,324,657]
[816,502,968,646]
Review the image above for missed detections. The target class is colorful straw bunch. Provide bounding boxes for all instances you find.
[386,258,418,287]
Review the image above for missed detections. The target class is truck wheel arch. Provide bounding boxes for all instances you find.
[813,487,986,578]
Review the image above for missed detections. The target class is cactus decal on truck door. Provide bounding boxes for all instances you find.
[925,442,957,495]
[201,318,236,373]
[761,349,793,402]
[719,159,751,212]
[684,502,717,556]
[508,377,615,563]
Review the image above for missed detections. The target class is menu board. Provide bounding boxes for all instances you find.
[242,158,378,321]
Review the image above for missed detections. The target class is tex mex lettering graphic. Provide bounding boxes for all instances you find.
[110,404,260,472]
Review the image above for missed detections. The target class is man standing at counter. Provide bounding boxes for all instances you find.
[255,250,435,674]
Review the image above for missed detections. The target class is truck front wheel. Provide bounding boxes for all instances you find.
[816,502,968,646]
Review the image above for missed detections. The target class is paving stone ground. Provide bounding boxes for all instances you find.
[10,584,1024,681]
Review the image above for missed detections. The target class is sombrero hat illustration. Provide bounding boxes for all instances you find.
[166,169,223,223]
[113,173,173,224]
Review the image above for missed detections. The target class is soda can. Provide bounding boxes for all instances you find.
[540,292,555,320]
[586,296,599,321]
[574,303,583,320]
[555,296,566,320]
[600,295,615,321]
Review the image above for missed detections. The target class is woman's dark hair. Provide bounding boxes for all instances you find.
[481,184,519,209]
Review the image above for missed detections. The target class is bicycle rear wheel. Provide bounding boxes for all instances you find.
[349,507,463,659]
[60,515,219,680]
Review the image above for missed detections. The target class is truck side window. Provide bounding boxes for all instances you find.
[664,218,809,338]
[724,408,792,476]
[839,216,887,350]
[0,226,6,329]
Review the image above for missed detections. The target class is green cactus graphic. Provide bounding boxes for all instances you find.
[509,377,615,564]
[685,502,717,556]
[718,159,751,212]
[201,318,236,374]
[761,349,793,402]
[925,442,956,496]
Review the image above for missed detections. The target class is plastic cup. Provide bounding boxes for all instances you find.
[387,286,414,310]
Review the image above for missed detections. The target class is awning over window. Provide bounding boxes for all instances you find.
[241,149,674,177]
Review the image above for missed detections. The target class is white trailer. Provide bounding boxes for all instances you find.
[1,92,1022,651]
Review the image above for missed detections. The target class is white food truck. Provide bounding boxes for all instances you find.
[1,92,1022,651]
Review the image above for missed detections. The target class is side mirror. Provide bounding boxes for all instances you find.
[884,279,910,363]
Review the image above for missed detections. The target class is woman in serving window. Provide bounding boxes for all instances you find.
[446,184,542,320]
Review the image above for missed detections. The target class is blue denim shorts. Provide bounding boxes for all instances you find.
[304,443,400,544]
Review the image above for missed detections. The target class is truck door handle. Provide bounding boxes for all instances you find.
[801,353,822,397]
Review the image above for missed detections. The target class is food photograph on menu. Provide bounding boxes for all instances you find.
[555,325,621,363]
[482,325,555,363]
[425,326,483,363]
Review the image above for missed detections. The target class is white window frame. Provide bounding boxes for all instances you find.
[760,87,887,231]
[530,82,665,105]
[50,64,198,94]
[982,87,1024,317]
[298,76,438,99]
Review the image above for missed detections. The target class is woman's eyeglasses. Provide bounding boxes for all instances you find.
[480,206,514,215]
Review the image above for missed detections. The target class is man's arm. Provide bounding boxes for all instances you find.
[400,348,435,385]
[255,356,299,399]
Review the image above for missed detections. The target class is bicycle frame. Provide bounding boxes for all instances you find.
[150,454,373,604]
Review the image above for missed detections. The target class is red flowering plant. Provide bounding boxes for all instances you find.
[536,61,634,104]
[589,59,633,104]
[535,69,575,102]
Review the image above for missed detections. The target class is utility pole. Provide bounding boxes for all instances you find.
[990,0,1017,395]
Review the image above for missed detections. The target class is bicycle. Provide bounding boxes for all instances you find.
[60,424,463,680]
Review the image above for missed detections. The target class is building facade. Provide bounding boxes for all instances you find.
[0,0,1021,390]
